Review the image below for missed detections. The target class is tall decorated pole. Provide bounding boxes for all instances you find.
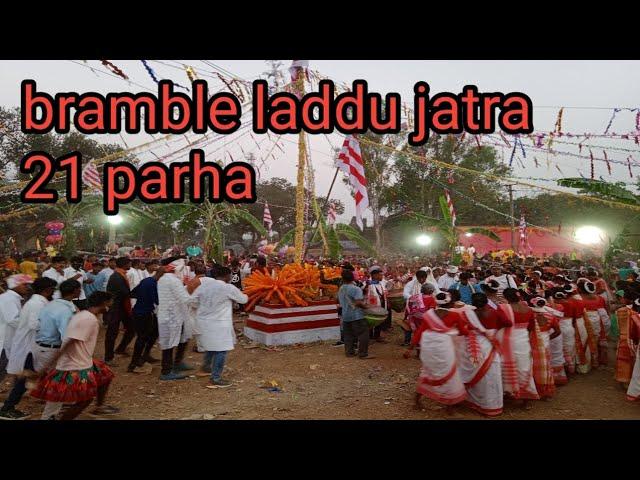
[290,60,309,263]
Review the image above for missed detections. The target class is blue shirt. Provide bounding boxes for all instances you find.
[132,277,159,315]
[451,282,481,305]
[35,299,77,346]
[337,283,364,322]
[84,271,101,298]
[94,268,113,292]
[186,246,202,257]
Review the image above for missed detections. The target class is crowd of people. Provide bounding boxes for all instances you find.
[336,256,640,416]
[0,245,250,419]
[1,243,640,419]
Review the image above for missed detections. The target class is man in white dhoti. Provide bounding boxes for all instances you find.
[157,257,195,381]
[191,266,248,388]
[0,278,57,419]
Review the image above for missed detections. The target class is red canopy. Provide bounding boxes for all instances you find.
[457,226,589,256]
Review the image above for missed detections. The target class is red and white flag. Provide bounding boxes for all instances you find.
[263,202,273,231]
[336,135,369,230]
[82,161,102,191]
[327,202,337,226]
[444,189,457,227]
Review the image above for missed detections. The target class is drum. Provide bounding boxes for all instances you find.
[388,294,406,313]
[363,306,388,328]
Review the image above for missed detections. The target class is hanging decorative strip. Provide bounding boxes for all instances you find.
[554,107,564,134]
[509,141,517,167]
[603,150,611,175]
[100,60,129,80]
[185,65,198,82]
[140,60,190,91]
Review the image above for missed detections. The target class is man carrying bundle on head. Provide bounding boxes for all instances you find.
[157,257,196,380]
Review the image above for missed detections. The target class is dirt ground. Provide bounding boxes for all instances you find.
[3,314,640,420]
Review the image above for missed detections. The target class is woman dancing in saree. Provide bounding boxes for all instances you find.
[577,279,610,369]
[404,291,468,410]
[497,288,540,406]
[455,293,506,416]
[529,297,558,398]
[625,298,640,401]
[614,289,637,387]
[549,289,577,376]
[565,283,590,374]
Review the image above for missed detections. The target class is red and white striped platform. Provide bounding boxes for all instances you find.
[244,299,340,346]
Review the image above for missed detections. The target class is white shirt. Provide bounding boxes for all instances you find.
[7,293,49,374]
[240,261,252,279]
[467,246,476,256]
[437,274,458,291]
[191,278,248,352]
[63,266,87,300]
[157,273,194,349]
[486,274,518,295]
[43,268,66,299]
[0,290,23,356]
[126,268,144,292]
[402,278,440,299]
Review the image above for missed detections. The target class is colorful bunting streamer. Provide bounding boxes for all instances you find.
[554,107,564,133]
[603,150,611,175]
[185,65,198,82]
[100,60,128,80]
[141,60,190,91]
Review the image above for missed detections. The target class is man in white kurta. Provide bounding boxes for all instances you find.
[42,256,67,298]
[157,258,194,381]
[63,256,89,307]
[1,277,56,419]
[485,265,518,297]
[403,269,440,300]
[0,275,34,385]
[437,266,459,291]
[191,266,248,388]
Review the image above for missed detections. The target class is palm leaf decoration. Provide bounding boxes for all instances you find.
[275,228,296,250]
[464,227,501,242]
[334,223,376,257]
[439,195,453,225]
[382,211,443,229]
[557,178,640,205]
[275,221,375,259]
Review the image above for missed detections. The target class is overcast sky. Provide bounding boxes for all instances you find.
[1,60,639,224]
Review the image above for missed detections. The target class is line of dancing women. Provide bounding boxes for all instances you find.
[403,275,640,416]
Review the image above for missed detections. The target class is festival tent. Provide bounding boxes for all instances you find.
[457,226,588,256]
